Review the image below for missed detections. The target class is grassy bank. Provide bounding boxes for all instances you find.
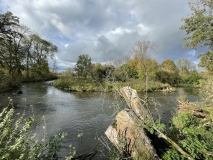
[53,77,173,92]
[53,77,103,92]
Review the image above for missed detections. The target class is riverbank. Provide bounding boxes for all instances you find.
[105,81,213,159]
[174,83,200,88]
[53,77,174,92]
[0,74,57,93]
[0,79,204,159]
[0,69,12,92]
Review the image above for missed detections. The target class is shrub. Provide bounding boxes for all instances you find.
[0,99,75,159]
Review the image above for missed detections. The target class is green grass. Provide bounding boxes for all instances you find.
[53,77,172,92]
[53,77,103,92]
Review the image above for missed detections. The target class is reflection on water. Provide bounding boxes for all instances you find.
[0,82,200,159]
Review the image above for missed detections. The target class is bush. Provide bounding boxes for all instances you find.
[0,69,17,92]
[162,79,213,159]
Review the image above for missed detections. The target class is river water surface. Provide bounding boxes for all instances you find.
[0,81,199,159]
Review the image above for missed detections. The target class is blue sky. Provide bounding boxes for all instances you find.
[0,0,206,71]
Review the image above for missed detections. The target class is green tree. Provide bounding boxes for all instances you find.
[180,0,213,49]
[125,58,140,79]
[91,63,104,80]
[28,34,57,78]
[91,63,115,81]
[136,58,158,80]
[176,58,201,84]
[157,59,179,84]
[198,51,213,73]
[74,54,92,78]
[0,12,57,80]
[181,0,213,73]
[129,41,158,80]
[0,12,29,78]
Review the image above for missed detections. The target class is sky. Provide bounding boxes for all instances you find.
[0,0,207,71]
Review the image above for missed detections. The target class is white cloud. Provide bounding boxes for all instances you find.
[1,0,205,71]
[136,23,151,36]
[64,44,69,49]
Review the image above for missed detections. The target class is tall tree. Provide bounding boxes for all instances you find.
[74,54,92,78]
[0,11,57,81]
[0,12,29,77]
[181,0,213,73]
[29,34,57,78]
[157,59,179,84]
[129,41,158,80]
[198,51,213,73]
[181,0,213,49]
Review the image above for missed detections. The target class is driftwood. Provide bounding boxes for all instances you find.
[105,110,159,159]
[105,86,159,160]
[105,86,194,160]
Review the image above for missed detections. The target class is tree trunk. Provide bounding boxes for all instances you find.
[105,86,194,160]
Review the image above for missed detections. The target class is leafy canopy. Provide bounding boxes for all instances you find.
[74,54,92,77]
[180,0,213,49]
[181,0,213,73]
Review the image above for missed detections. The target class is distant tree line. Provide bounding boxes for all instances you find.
[0,11,57,81]
[72,41,201,86]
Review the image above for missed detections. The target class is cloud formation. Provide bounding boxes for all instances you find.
[0,0,204,71]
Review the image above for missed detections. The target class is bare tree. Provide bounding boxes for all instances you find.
[129,41,158,95]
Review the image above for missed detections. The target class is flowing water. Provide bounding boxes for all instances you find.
[0,81,200,159]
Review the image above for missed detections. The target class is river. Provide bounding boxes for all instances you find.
[0,81,200,159]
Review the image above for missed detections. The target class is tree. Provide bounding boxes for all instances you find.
[74,54,92,77]
[181,0,213,49]
[157,59,179,84]
[125,58,140,79]
[176,58,195,73]
[0,12,29,77]
[198,51,213,73]
[176,58,200,84]
[91,63,115,81]
[28,34,57,78]
[136,58,158,80]
[0,12,57,80]
[181,0,213,73]
[91,63,104,80]
[129,41,158,79]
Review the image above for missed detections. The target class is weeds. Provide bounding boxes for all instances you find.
[0,99,75,160]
